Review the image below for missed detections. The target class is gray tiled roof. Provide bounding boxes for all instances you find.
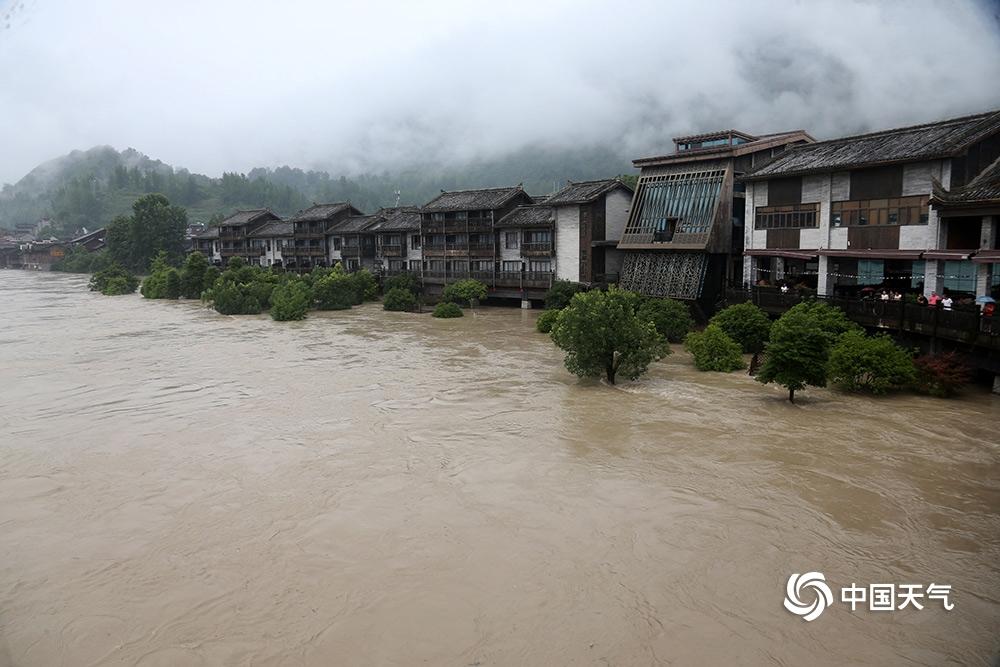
[329,215,379,234]
[745,110,1000,180]
[495,206,555,228]
[287,203,353,222]
[932,156,1000,206]
[248,221,293,237]
[218,209,279,226]
[422,186,525,212]
[193,227,220,239]
[366,207,422,232]
[544,179,632,206]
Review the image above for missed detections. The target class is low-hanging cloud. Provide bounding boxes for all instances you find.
[1,0,999,184]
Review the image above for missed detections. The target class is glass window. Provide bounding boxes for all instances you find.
[943,260,976,293]
[528,259,552,273]
[505,231,519,249]
[502,261,521,272]
[857,259,883,285]
[411,234,421,249]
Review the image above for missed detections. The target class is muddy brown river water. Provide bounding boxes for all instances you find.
[0,270,998,666]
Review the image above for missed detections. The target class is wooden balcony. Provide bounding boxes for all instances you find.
[292,246,326,256]
[520,242,553,257]
[495,271,554,289]
[377,244,406,257]
[422,220,494,234]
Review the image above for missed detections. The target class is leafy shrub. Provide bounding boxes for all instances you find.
[785,301,858,339]
[383,287,419,312]
[550,286,669,384]
[544,280,585,310]
[270,281,311,321]
[164,268,182,299]
[913,352,972,397]
[636,298,693,343]
[536,309,561,333]
[384,272,421,295]
[201,266,220,294]
[312,272,355,310]
[53,246,110,273]
[209,283,262,315]
[684,325,745,372]
[350,269,378,303]
[140,271,167,299]
[180,251,209,299]
[89,264,138,295]
[432,301,464,318]
[442,279,487,307]
[827,330,915,394]
[710,303,772,353]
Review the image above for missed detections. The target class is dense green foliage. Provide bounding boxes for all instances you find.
[201,266,220,294]
[442,279,487,307]
[684,325,745,372]
[140,251,179,299]
[89,264,138,296]
[52,245,111,273]
[383,271,422,296]
[827,331,915,394]
[535,309,561,333]
[913,352,972,397]
[270,281,311,321]
[549,286,669,385]
[312,271,356,310]
[544,280,586,310]
[636,297,693,343]
[180,251,209,299]
[785,301,859,338]
[710,303,772,353]
[432,302,464,318]
[106,194,187,272]
[383,287,419,312]
[351,268,378,304]
[756,306,840,402]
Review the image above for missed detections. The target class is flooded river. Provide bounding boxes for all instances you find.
[0,270,998,666]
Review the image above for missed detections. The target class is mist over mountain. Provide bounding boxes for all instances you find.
[0,144,634,236]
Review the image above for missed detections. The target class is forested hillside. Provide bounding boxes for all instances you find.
[0,145,635,238]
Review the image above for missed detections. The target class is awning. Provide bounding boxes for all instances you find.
[817,249,923,260]
[923,249,975,261]
[972,249,1000,264]
[745,249,818,261]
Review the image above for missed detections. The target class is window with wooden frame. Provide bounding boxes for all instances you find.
[754,204,819,230]
[830,196,929,227]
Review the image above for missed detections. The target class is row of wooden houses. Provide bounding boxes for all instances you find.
[183,108,1000,307]
[192,178,634,302]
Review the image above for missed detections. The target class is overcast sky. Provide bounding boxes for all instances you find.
[1,0,999,183]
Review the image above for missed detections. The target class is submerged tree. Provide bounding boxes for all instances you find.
[684,325,745,372]
[755,308,832,402]
[549,286,669,385]
[827,330,915,394]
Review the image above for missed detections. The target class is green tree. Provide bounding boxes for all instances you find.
[106,194,188,272]
[544,279,585,310]
[684,325,745,372]
[549,286,669,385]
[710,303,772,353]
[636,297,693,343]
[442,279,487,307]
[827,330,915,394]
[755,308,832,402]
[383,287,419,312]
[536,309,560,333]
[270,281,311,321]
[785,301,858,338]
[312,271,355,310]
[180,251,209,299]
[202,266,220,294]
[349,268,378,304]
[432,301,464,318]
[384,271,421,296]
[164,268,182,299]
[89,264,139,295]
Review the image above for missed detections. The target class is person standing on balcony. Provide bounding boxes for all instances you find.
[942,295,954,311]
[929,292,941,307]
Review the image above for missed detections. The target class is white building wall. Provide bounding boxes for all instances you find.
[604,189,631,240]
[555,206,580,282]
[830,172,850,200]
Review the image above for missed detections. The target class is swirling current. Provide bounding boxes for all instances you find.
[0,271,998,666]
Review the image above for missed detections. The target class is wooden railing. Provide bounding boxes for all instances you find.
[728,287,999,348]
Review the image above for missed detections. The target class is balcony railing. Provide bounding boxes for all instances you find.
[728,287,999,348]
[378,244,405,257]
[521,242,553,257]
